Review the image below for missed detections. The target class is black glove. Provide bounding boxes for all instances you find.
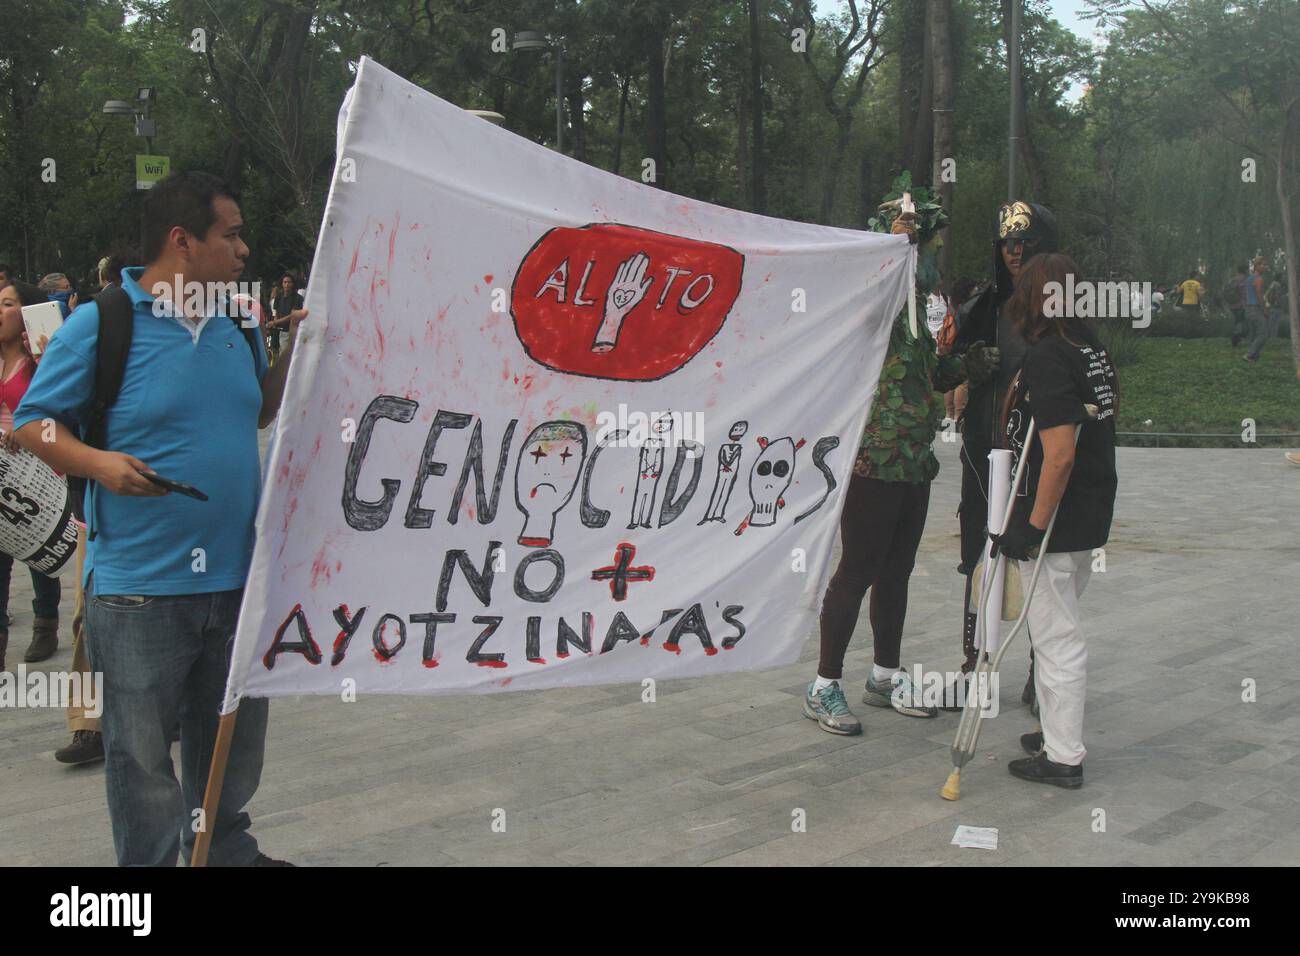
[990,511,1046,561]
[962,340,1000,386]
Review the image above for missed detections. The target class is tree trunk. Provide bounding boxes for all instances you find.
[645,11,669,189]
[897,0,925,174]
[748,0,767,214]
[737,87,750,206]
[930,0,955,275]
[822,117,853,223]
[567,74,587,162]
[859,144,875,227]
[910,0,935,183]
[611,70,630,175]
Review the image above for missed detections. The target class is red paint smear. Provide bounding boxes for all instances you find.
[704,647,718,656]
[528,657,548,665]
[310,545,332,589]
[423,655,441,669]
[484,274,494,283]
[662,642,683,655]
[557,652,570,659]
[715,361,723,368]
[499,677,513,687]
[387,212,399,272]
[476,660,508,668]
[640,636,650,646]
[331,604,352,656]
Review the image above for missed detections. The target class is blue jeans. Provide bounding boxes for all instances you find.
[85,582,268,867]
[1245,305,1271,359]
[0,551,62,619]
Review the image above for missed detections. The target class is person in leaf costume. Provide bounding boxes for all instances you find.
[949,200,1058,707]
[803,177,1000,737]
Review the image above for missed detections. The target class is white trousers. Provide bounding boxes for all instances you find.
[1020,550,1093,766]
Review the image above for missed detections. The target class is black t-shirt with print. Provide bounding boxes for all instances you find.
[1005,326,1118,553]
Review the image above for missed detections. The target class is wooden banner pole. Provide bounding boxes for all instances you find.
[191,705,240,868]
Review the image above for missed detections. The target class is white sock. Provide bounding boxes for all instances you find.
[812,675,838,693]
[873,664,902,685]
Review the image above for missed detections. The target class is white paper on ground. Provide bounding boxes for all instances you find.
[951,825,999,850]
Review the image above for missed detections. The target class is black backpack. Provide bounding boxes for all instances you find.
[69,286,262,538]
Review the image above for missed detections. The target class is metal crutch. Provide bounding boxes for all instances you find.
[941,402,1099,801]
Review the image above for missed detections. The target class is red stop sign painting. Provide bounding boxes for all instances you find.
[511,223,744,381]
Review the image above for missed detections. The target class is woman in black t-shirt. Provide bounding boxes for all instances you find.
[991,253,1118,790]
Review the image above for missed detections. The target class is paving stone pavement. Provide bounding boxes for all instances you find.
[2,439,1297,866]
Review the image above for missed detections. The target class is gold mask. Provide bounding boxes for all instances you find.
[998,201,1032,239]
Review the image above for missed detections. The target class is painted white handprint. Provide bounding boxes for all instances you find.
[591,251,653,351]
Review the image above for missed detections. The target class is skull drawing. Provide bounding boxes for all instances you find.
[515,421,588,547]
[747,437,796,527]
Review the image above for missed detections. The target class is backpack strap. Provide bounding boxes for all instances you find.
[67,286,134,537]
[86,286,135,448]
[231,315,263,369]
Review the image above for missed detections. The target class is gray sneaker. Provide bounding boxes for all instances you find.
[803,681,863,736]
[864,669,937,718]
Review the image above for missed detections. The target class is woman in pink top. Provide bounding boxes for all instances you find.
[0,280,62,667]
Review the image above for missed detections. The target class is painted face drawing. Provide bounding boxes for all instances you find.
[515,421,588,547]
[747,437,796,527]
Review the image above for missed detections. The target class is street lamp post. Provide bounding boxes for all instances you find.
[512,30,564,153]
[103,87,160,249]
[103,87,156,153]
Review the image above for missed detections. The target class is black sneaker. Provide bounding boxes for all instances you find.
[54,730,104,765]
[251,852,295,867]
[1008,751,1083,789]
[1020,730,1043,755]
[938,671,969,712]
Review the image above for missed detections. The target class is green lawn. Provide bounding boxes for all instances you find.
[1112,337,1300,446]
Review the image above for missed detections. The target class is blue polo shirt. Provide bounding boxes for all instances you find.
[14,267,269,596]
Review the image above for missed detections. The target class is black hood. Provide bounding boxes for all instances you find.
[992,200,1059,296]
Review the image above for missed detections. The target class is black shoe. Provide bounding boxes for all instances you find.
[939,671,969,712]
[1008,751,1083,788]
[251,852,295,867]
[54,730,104,765]
[23,617,58,663]
[1020,730,1043,755]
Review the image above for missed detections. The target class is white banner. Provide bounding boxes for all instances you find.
[223,57,912,710]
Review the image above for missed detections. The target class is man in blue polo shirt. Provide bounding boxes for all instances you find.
[15,171,304,867]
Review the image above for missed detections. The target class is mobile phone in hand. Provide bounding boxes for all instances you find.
[143,472,209,501]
